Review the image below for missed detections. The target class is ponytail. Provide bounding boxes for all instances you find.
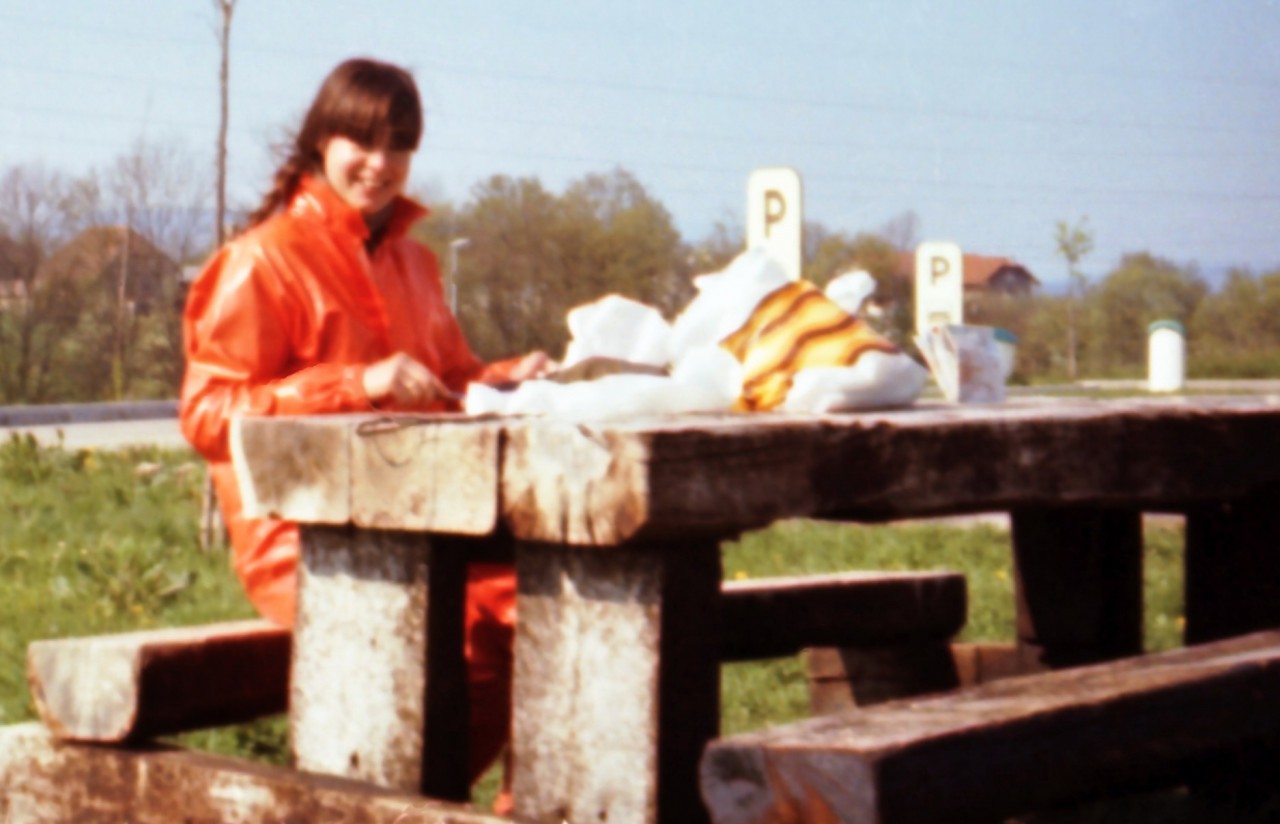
[244,149,313,231]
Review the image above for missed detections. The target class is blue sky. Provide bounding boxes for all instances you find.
[3,0,1278,287]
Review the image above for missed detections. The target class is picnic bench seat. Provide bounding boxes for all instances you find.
[699,629,1280,824]
[0,722,507,824]
[721,570,967,707]
[26,571,967,742]
[26,620,291,742]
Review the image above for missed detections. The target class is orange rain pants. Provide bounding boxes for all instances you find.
[180,174,518,782]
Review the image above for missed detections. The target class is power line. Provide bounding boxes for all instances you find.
[2,14,1278,139]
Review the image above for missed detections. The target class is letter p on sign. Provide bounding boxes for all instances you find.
[914,240,964,335]
[747,167,803,280]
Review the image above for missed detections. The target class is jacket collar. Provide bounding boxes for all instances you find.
[290,174,430,243]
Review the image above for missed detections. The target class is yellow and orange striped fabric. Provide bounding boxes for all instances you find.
[720,280,900,411]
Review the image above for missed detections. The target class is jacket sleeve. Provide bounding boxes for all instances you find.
[179,243,372,462]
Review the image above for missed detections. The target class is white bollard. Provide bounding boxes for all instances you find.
[1148,320,1186,393]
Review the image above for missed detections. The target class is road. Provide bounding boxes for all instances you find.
[0,401,187,451]
[2,418,188,451]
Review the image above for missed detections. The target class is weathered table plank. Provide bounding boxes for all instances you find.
[233,414,503,534]
[27,620,289,742]
[234,398,1280,544]
[0,723,506,824]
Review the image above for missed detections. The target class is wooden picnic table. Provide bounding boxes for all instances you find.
[230,395,1280,824]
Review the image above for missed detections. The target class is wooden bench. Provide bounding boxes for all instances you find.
[721,570,967,706]
[0,722,507,823]
[700,629,1280,824]
[27,571,966,742]
[26,620,291,741]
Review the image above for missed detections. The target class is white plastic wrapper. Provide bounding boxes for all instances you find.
[668,248,789,355]
[464,248,927,419]
[465,345,741,421]
[561,294,673,368]
[781,352,928,413]
[823,269,878,317]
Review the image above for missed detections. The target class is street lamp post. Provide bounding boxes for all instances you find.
[448,237,470,314]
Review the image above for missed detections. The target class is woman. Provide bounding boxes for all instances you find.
[180,57,544,799]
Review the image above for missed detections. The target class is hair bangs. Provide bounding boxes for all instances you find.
[327,86,421,151]
[304,59,424,153]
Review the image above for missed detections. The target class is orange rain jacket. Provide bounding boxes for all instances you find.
[180,174,516,780]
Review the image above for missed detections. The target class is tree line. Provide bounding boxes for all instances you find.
[2,142,1278,406]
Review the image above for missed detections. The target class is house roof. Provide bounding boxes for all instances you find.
[895,252,1040,288]
[36,226,176,284]
[0,234,37,281]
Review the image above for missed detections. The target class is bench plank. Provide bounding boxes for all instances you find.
[27,620,290,742]
[28,570,966,750]
[0,722,506,824]
[701,630,1280,824]
[720,571,965,661]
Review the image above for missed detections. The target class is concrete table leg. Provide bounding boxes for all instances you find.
[291,525,471,801]
[511,539,722,824]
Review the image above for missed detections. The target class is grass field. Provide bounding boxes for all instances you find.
[1,432,1256,821]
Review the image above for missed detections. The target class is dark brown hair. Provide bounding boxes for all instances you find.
[245,57,423,229]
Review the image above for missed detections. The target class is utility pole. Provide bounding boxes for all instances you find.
[448,237,470,315]
[114,226,131,400]
[214,0,235,246]
[202,0,236,551]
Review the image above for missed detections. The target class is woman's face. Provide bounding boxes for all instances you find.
[320,135,413,216]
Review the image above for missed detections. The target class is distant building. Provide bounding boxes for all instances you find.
[0,234,36,305]
[895,252,1039,297]
[35,226,181,313]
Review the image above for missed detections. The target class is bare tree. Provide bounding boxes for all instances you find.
[878,210,921,252]
[91,138,212,400]
[1055,216,1094,382]
[0,165,98,402]
[106,138,212,263]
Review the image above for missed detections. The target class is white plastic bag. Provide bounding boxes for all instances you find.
[823,269,878,317]
[781,352,928,413]
[561,294,672,368]
[463,345,741,422]
[668,247,789,357]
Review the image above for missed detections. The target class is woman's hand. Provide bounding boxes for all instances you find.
[507,350,554,382]
[362,352,455,407]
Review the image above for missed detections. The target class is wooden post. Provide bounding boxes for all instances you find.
[290,525,470,802]
[511,539,722,824]
[1185,485,1280,645]
[1010,507,1143,668]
